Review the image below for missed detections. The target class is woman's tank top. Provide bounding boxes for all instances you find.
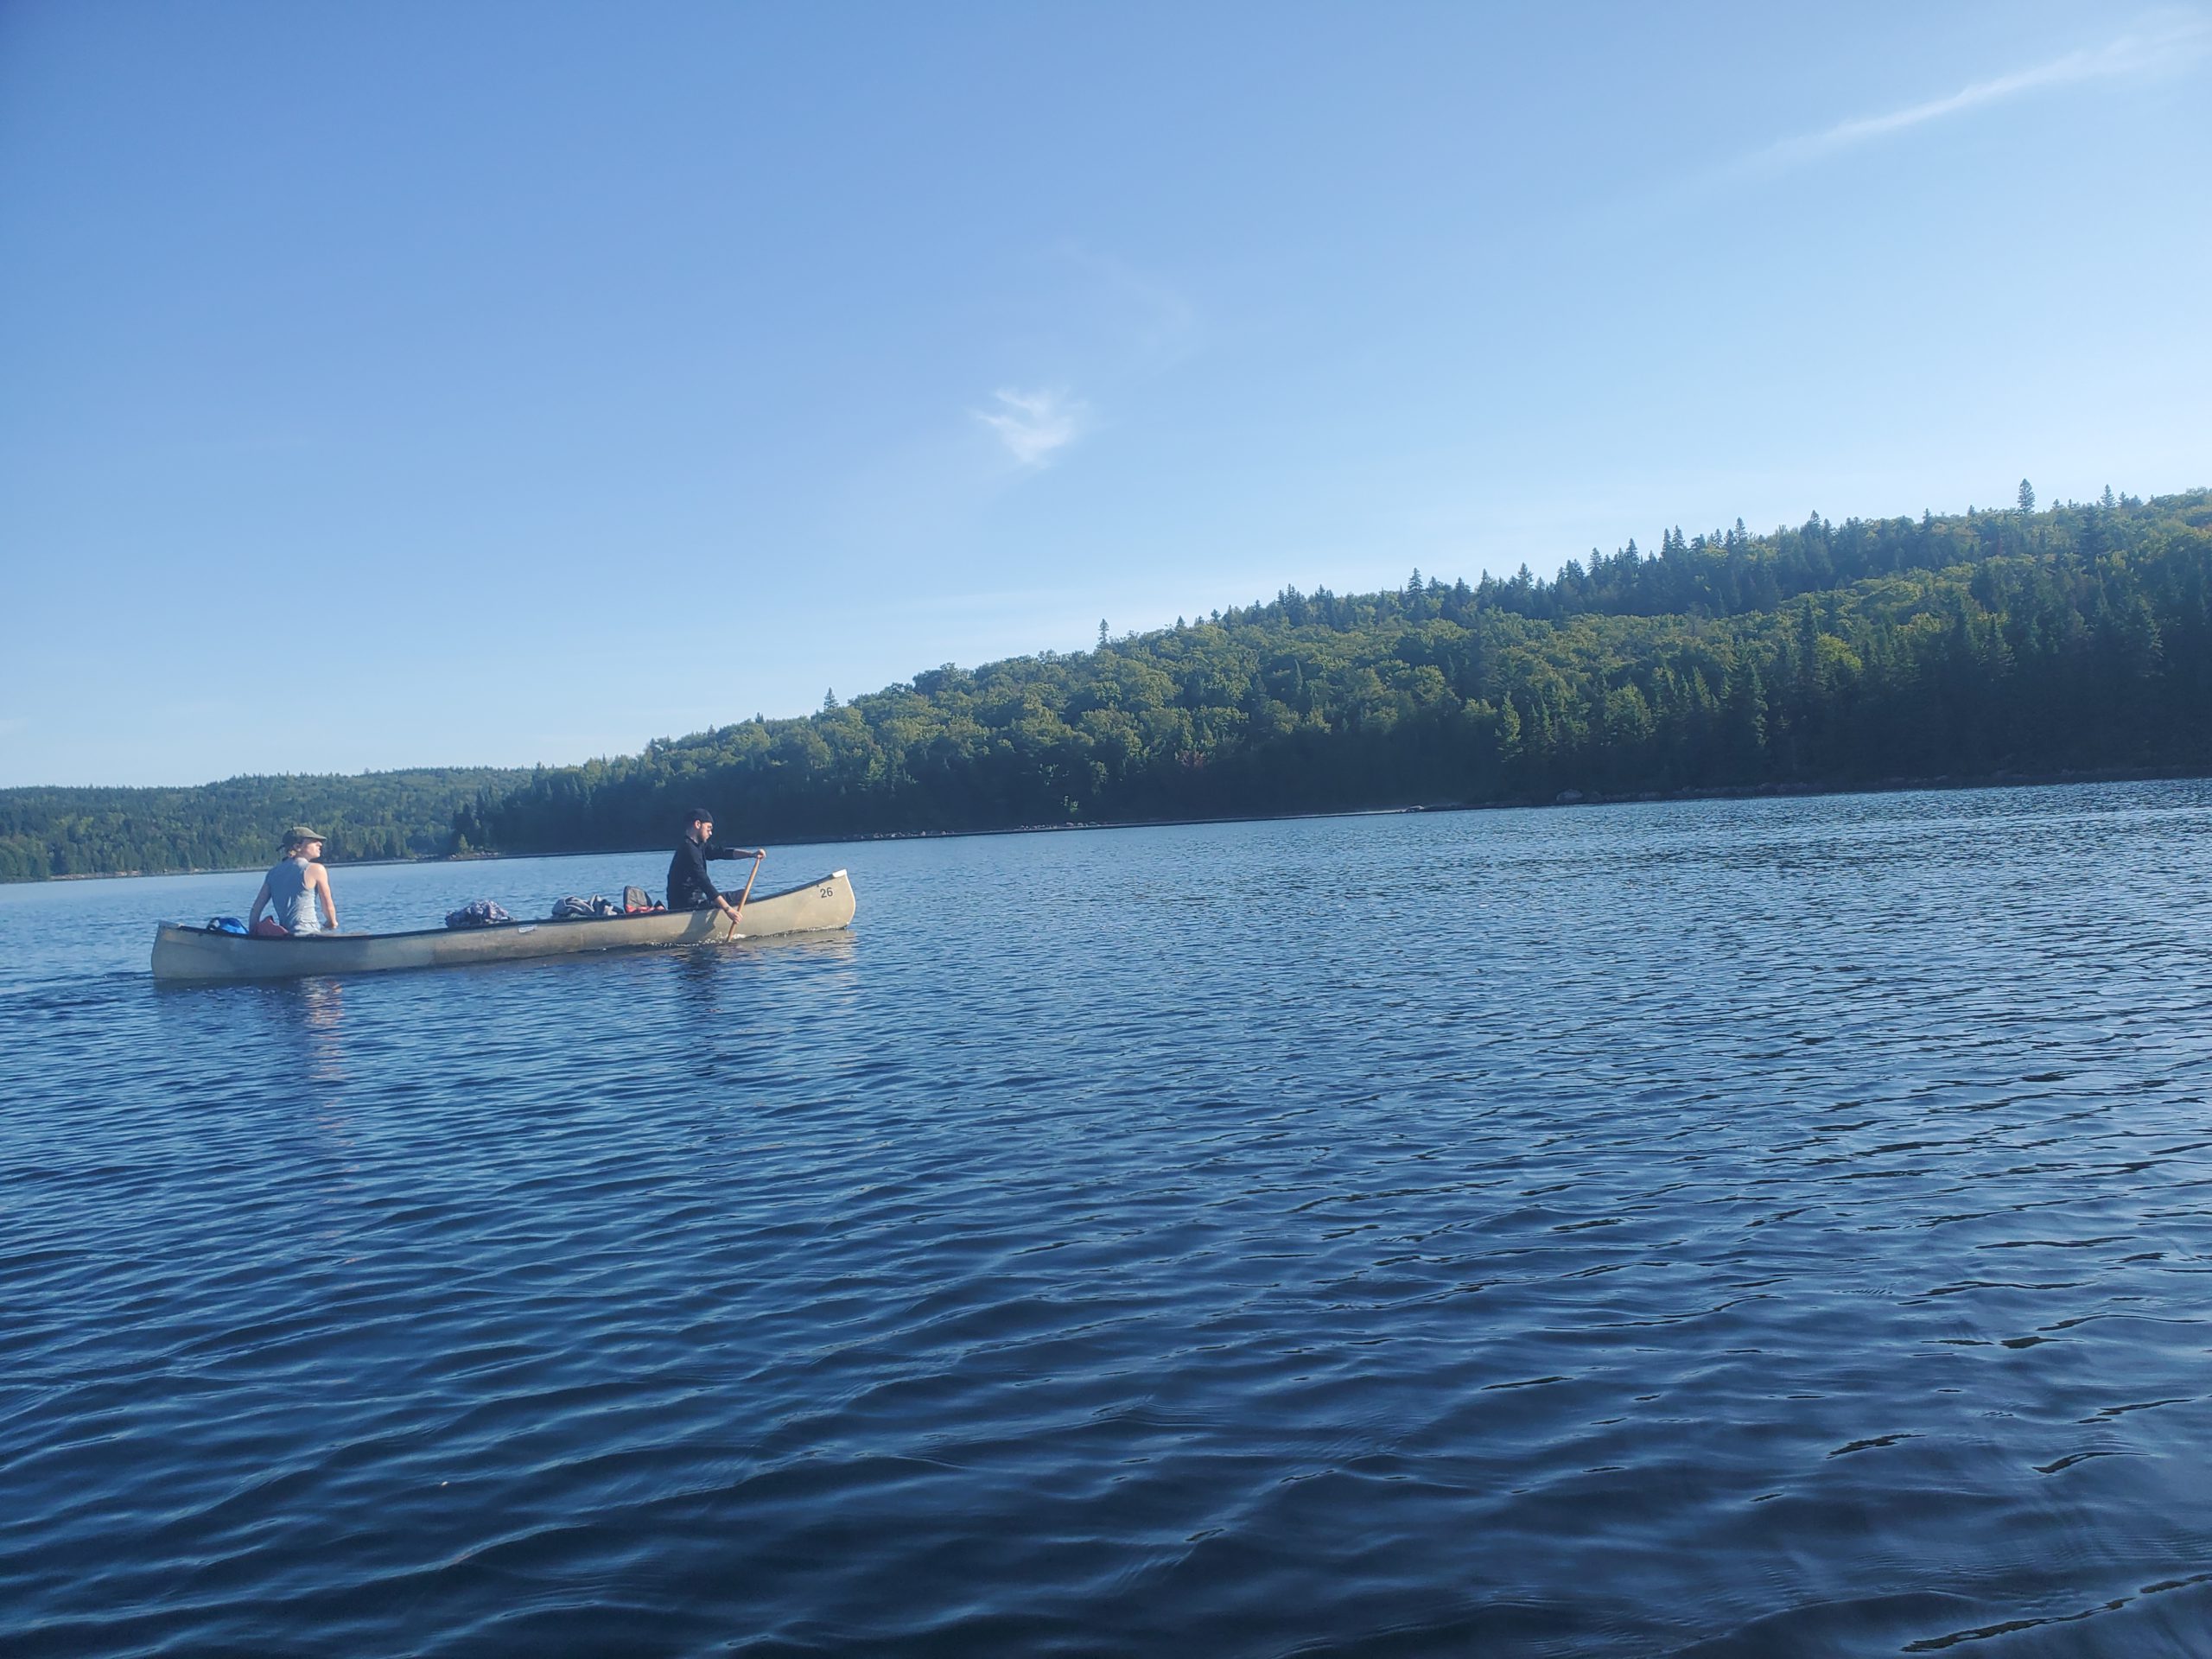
[266,856,321,934]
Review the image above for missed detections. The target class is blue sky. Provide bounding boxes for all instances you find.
[3,2,2208,786]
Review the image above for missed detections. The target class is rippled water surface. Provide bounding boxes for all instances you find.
[6,785,2212,1656]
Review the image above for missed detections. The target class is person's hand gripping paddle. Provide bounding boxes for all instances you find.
[722,851,765,943]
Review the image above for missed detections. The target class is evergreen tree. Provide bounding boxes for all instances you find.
[12,490,2212,881]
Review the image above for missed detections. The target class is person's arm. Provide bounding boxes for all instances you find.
[312,863,338,931]
[710,849,765,917]
[248,876,272,928]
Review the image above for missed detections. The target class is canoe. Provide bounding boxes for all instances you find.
[151,869,856,982]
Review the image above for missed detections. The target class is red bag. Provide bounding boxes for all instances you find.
[250,917,291,938]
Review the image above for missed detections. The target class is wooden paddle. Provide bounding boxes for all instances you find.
[722,851,765,943]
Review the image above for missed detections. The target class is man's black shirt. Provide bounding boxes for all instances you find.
[667,837,745,910]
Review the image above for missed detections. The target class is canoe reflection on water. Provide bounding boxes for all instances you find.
[289,976,346,1085]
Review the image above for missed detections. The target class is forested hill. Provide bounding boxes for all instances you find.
[467,488,2212,855]
[10,489,2207,881]
[0,769,530,882]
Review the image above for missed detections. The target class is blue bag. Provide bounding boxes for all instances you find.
[207,917,249,935]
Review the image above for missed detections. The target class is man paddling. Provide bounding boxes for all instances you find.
[667,806,764,925]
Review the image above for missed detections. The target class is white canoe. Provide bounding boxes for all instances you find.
[152,869,856,982]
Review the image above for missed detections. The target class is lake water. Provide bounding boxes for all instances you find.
[5,784,2212,1656]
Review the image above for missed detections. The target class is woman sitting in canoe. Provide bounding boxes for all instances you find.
[668,806,763,924]
[249,826,340,937]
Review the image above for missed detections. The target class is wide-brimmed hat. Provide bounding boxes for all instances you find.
[282,825,326,848]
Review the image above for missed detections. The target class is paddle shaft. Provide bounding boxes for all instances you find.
[723,853,764,942]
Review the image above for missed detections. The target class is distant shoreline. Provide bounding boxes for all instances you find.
[24,762,2206,886]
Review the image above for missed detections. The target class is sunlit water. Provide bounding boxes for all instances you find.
[5,785,2212,1656]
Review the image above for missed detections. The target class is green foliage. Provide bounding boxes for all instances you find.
[0,769,530,882]
[468,490,2212,855]
[14,490,2208,880]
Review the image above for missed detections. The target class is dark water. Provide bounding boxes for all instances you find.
[6,785,2212,1656]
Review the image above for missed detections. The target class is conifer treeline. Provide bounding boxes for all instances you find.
[0,770,529,882]
[464,489,2212,855]
[7,490,2206,881]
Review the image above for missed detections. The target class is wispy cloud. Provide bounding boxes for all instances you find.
[1726,12,2210,182]
[1047,240,1205,376]
[974,388,1088,467]
[899,585,1067,614]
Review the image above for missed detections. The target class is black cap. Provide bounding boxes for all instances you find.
[686,804,714,823]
